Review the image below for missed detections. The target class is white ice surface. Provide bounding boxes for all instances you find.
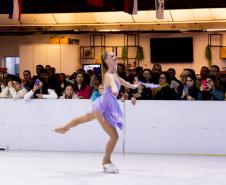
[0,151,226,185]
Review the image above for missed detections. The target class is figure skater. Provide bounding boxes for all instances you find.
[54,51,140,173]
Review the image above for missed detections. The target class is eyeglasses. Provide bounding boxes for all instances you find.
[206,79,212,83]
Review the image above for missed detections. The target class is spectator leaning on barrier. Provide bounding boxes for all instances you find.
[154,71,175,100]
[176,70,191,98]
[210,65,226,92]
[181,74,199,100]
[129,75,152,101]
[24,76,57,99]
[0,78,7,92]
[91,83,104,101]
[74,71,91,99]
[59,85,78,99]
[44,68,62,97]
[0,77,27,99]
[198,75,225,101]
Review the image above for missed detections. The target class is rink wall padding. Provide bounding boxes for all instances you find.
[124,100,226,154]
[0,99,226,154]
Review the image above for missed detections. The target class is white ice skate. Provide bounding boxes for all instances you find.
[103,163,119,174]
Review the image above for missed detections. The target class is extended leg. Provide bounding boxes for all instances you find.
[54,112,96,134]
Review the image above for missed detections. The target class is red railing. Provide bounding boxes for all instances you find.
[0,68,7,73]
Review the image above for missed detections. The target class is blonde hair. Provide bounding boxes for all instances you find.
[101,51,109,70]
[101,51,110,77]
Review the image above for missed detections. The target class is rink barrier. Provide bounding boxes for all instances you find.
[0,99,226,154]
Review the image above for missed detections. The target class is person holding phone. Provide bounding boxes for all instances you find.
[198,75,225,100]
[201,80,207,91]
[24,70,58,99]
[181,75,199,100]
[200,66,209,91]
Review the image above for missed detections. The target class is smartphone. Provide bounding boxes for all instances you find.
[34,79,41,86]
[183,85,188,94]
[201,80,207,91]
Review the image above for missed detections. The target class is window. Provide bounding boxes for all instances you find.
[5,57,20,76]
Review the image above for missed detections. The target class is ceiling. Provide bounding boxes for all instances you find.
[1,0,226,13]
[1,1,226,35]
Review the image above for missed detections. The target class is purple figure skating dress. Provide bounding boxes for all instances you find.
[91,78,123,129]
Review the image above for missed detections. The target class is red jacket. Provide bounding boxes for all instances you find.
[77,85,91,99]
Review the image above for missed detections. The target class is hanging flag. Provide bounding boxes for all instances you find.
[8,0,22,20]
[87,0,103,8]
[155,0,164,19]
[124,0,138,15]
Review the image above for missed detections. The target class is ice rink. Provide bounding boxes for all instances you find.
[1,151,226,185]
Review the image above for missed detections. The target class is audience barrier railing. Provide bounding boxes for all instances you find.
[0,99,226,155]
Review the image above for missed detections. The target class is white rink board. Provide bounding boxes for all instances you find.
[0,99,9,149]
[0,99,226,154]
[6,99,123,152]
[125,100,226,154]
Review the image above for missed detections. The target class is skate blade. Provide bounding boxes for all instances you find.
[103,168,119,174]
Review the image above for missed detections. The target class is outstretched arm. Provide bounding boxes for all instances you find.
[119,77,140,89]
[140,82,160,89]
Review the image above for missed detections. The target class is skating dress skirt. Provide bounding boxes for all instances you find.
[91,79,123,129]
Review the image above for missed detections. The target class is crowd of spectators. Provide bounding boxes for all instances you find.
[0,63,226,101]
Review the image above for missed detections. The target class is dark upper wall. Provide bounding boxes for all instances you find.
[1,0,226,14]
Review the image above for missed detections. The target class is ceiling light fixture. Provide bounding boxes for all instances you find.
[206,28,226,32]
[98,29,121,32]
